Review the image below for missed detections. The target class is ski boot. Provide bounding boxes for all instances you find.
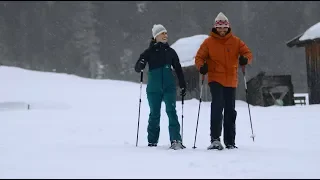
[207,139,224,150]
[170,140,186,150]
[148,143,157,147]
[226,144,238,149]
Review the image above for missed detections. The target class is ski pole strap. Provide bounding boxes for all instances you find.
[242,66,248,93]
[199,75,205,102]
[182,95,184,104]
[241,66,246,75]
[244,76,248,93]
[202,61,206,83]
[140,70,143,82]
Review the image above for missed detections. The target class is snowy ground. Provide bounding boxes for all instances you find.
[0,66,319,178]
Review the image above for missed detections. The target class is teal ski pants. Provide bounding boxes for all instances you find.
[147,92,181,143]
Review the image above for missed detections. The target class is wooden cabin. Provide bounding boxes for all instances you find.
[286,22,320,104]
[171,35,212,101]
[175,62,211,102]
[246,71,295,107]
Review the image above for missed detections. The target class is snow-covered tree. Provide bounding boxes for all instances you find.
[72,1,104,79]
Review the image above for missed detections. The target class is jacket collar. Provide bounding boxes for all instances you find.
[210,28,233,41]
[149,38,170,49]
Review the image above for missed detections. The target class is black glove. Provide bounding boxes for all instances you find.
[138,59,146,70]
[199,63,208,75]
[180,88,186,97]
[239,56,248,66]
[135,59,146,72]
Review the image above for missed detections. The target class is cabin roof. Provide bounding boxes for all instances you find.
[286,22,320,48]
[171,35,208,67]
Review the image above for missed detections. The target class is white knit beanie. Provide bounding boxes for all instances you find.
[214,12,230,28]
[152,24,167,38]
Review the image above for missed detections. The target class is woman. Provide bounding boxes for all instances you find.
[134,24,186,150]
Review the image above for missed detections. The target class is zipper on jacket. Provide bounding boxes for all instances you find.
[225,47,228,83]
[161,44,164,93]
[162,66,164,93]
[162,48,166,93]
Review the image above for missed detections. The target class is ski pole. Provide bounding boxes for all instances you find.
[192,74,205,149]
[181,95,184,143]
[136,70,143,147]
[241,66,255,142]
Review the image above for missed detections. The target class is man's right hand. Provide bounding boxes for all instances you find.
[199,63,208,75]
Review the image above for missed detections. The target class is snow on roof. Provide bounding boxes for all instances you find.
[299,22,320,41]
[171,35,209,67]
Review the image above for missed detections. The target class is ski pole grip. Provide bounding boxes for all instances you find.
[140,70,143,82]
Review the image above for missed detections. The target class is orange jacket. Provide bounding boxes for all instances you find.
[195,30,253,88]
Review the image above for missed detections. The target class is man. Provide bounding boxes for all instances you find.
[195,12,253,150]
[134,24,187,150]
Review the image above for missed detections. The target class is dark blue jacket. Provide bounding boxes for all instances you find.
[135,40,186,93]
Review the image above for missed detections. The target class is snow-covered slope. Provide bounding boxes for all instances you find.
[171,35,208,67]
[0,66,319,178]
